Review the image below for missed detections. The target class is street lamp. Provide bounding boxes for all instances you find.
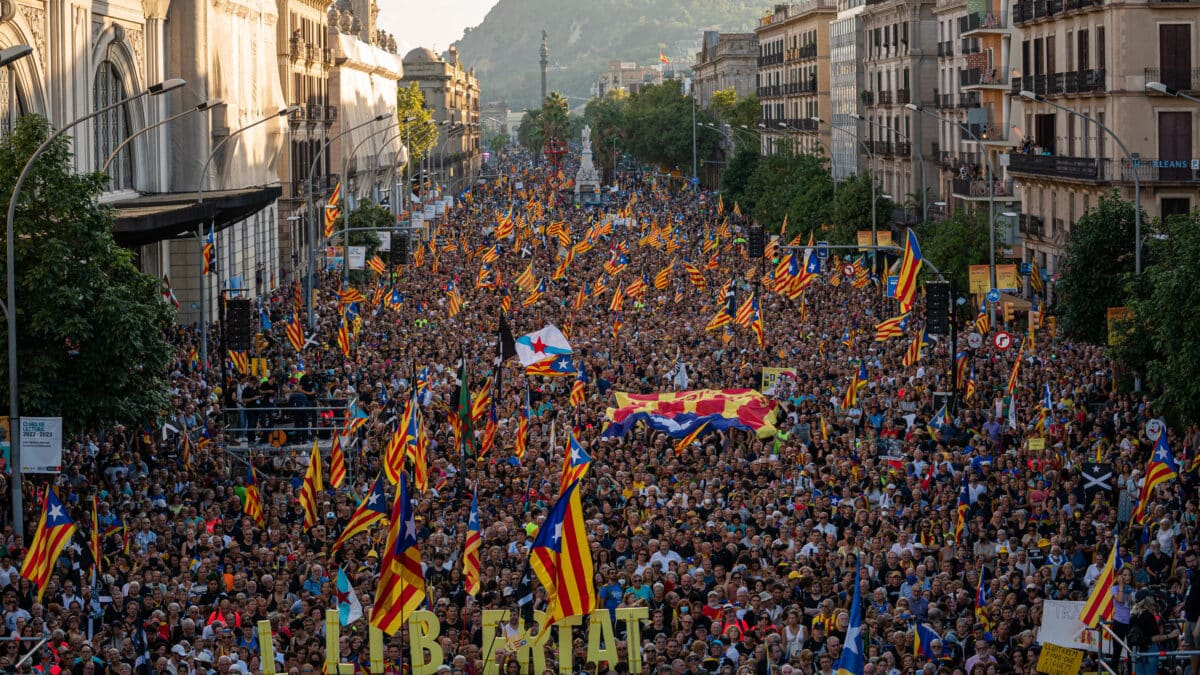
[195,105,298,369]
[4,75,185,537]
[1019,90,1142,274]
[103,99,225,174]
[851,112,927,224]
[341,124,397,285]
[773,121,838,194]
[1146,81,1200,105]
[302,113,393,327]
[0,45,33,68]
[906,102,997,325]
[813,116,879,251]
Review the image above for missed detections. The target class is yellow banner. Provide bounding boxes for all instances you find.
[856,231,893,249]
[968,264,1021,295]
[1106,307,1132,347]
[1036,643,1083,675]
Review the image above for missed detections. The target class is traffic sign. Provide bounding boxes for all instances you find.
[842,264,855,277]
[986,289,1001,303]
[816,241,830,259]
[967,333,984,349]
[993,331,1013,351]
[1020,262,1033,275]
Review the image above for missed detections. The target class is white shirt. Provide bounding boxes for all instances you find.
[649,549,682,572]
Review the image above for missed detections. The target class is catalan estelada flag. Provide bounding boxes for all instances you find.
[299,440,324,529]
[1006,340,1023,394]
[286,314,306,351]
[1131,432,1179,524]
[955,471,970,544]
[975,568,992,632]
[892,228,922,310]
[559,430,592,496]
[529,480,595,626]
[873,313,910,341]
[332,476,389,553]
[1080,540,1122,627]
[20,489,78,602]
[244,460,265,526]
[329,435,347,489]
[371,474,426,635]
[463,492,482,596]
[202,225,215,275]
[674,420,711,457]
[569,360,588,407]
[324,182,342,239]
[602,388,778,440]
[841,361,867,409]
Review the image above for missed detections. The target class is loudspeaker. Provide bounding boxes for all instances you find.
[747,225,766,259]
[226,299,254,351]
[925,281,951,336]
[395,236,409,266]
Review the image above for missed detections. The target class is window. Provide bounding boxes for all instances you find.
[94,61,132,191]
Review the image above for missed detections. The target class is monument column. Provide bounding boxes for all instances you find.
[539,30,548,102]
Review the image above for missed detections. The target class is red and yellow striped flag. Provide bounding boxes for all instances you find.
[299,440,324,529]
[329,435,347,489]
[20,489,77,602]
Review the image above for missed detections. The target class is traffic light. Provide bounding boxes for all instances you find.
[747,225,766,259]
[1003,301,1015,325]
[395,236,409,266]
[925,281,951,336]
[226,299,254,351]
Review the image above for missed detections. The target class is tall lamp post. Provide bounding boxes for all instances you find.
[1147,81,1200,105]
[302,113,392,328]
[1019,90,1142,275]
[775,121,839,191]
[850,112,927,224]
[195,105,298,369]
[103,99,224,174]
[5,73,185,537]
[814,116,879,250]
[341,124,398,286]
[906,103,997,326]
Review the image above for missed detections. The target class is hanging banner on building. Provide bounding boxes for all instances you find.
[19,417,63,474]
[969,264,1021,295]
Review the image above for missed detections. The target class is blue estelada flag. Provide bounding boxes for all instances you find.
[927,403,952,441]
[914,623,941,659]
[836,555,864,675]
[336,566,364,625]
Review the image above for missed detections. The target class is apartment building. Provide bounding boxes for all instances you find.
[830,0,868,181]
[932,0,975,202]
[402,46,482,195]
[755,1,838,158]
[693,32,760,109]
[1006,0,1199,272]
[858,0,943,215]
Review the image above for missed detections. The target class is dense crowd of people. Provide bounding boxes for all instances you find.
[1,149,1197,675]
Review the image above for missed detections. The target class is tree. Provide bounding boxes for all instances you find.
[517,108,543,153]
[916,209,991,292]
[517,93,571,157]
[623,80,719,171]
[335,202,387,285]
[739,150,833,238]
[487,133,511,155]
[1114,210,1200,425]
[0,116,174,432]
[829,172,893,245]
[397,83,438,169]
[718,146,759,210]
[583,92,629,181]
[1055,191,1140,343]
[709,89,759,131]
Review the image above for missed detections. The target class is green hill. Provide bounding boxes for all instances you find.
[451,0,761,110]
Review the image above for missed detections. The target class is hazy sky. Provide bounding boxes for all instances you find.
[378,0,501,57]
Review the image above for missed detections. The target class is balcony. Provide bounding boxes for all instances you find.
[798,44,818,60]
[961,68,1010,89]
[937,41,955,58]
[306,44,319,63]
[1062,0,1103,9]
[757,85,782,98]
[1145,67,1200,92]
[938,150,956,169]
[962,10,1011,35]
[958,91,981,108]
[307,104,324,122]
[1019,213,1045,238]
[962,123,1008,143]
[323,48,334,67]
[758,53,785,67]
[878,91,894,105]
[961,38,981,55]
[895,141,911,157]
[781,118,820,132]
[952,177,1014,198]
[784,80,819,95]
[897,88,911,104]
[935,92,955,109]
[1060,69,1106,94]
[288,107,307,125]
[325,106,338,125]
[1010,153,1200,182]
[288,37,303,61]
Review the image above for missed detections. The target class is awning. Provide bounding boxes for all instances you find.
[110,187,283,247]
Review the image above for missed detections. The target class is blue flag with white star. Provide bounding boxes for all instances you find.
[835,556,864,675]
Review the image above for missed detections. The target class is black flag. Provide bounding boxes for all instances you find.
[497,313,517,363]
